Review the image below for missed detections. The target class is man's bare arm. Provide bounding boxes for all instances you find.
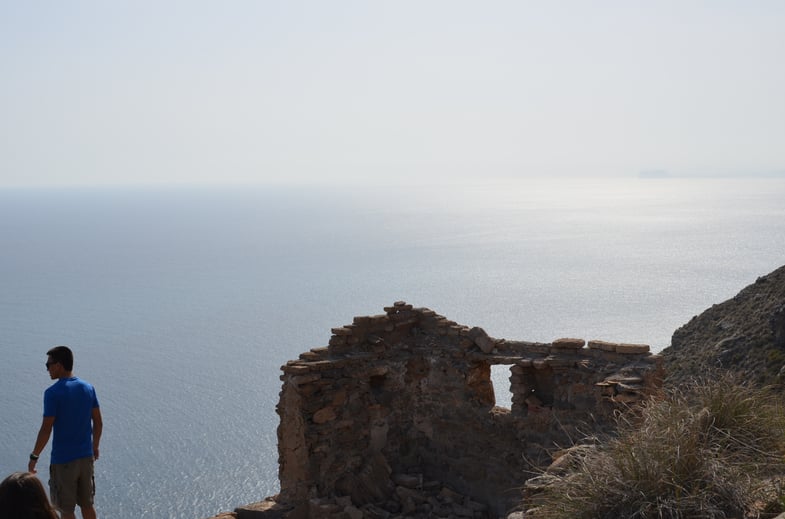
[92,407,103,460]
[28,416,55,473]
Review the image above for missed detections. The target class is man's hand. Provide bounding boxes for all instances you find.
[94,446,100,461]
[28,458,38,474]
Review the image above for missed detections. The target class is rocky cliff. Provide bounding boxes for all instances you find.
[662,264,785,388]
[205,265,785,519]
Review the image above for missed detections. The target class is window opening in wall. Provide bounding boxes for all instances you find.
[490,364,513,409]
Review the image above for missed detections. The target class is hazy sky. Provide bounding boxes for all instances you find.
[2,1,784,187]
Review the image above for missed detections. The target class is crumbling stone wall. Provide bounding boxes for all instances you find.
[242,302,662,519]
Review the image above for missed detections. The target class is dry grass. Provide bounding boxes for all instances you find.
[526,377,785,518]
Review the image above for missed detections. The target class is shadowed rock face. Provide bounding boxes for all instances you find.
[230,303,662,519]
[773,303,785,348]
[663,264,785,388]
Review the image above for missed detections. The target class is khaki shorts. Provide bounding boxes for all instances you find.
[49,456,95,513]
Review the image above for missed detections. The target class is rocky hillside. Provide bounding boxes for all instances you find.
[662,264,785,388]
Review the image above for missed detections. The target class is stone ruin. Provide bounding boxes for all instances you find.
[234,302,663,519]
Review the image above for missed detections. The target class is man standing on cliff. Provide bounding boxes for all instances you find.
[29,346,103,519]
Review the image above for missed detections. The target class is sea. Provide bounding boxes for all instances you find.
[1,176,783,518]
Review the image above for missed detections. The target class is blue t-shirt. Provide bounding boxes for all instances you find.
[43,377,100,464]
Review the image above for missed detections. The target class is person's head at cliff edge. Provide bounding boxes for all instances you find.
[0,471,58,519]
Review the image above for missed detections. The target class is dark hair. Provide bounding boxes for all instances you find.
[46,345,74,372]
[0,472,58,519]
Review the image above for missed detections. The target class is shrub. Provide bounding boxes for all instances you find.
[526,376,785,518]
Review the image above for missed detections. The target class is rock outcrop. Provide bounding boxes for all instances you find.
[217,302,662,519]
[662,264,785,388]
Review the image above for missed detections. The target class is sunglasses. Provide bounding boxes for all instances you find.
[45,361,58,369]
